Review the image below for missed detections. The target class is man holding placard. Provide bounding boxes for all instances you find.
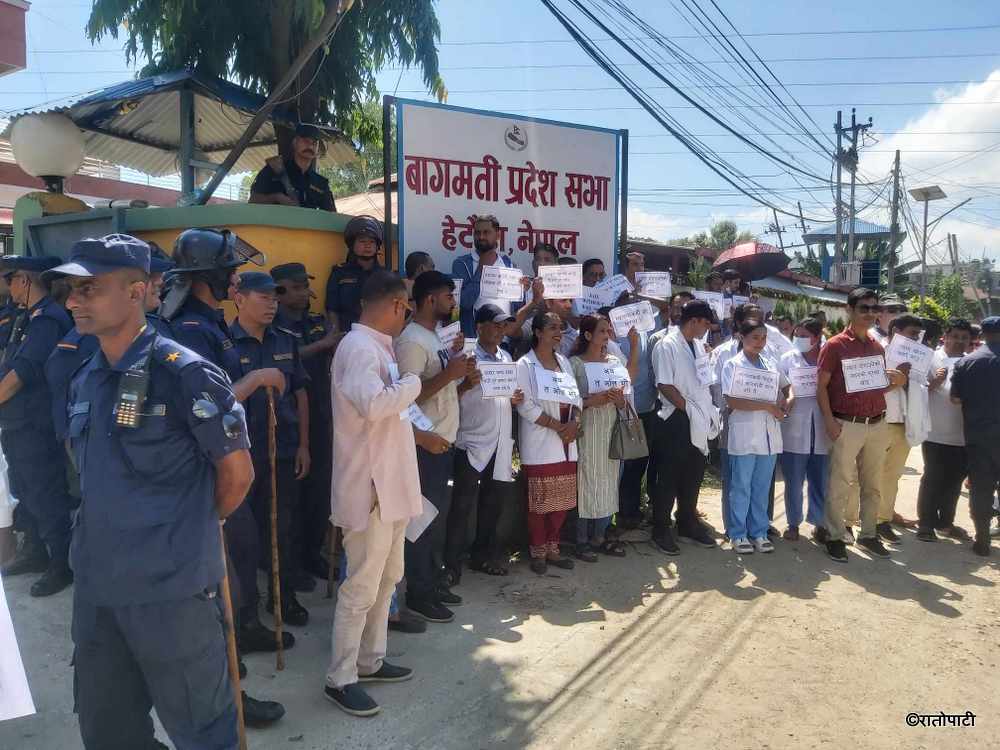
[451,215,521,337]
[450,305,524,578]
[816,288,908,563]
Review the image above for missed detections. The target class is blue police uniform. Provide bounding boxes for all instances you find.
[45,327,100,440]
[146,310,174,337]
[68,327,246,750]
[0,300,18,353]
[0,295,75,566]
[169,296,243,383]
[324,259,382,333]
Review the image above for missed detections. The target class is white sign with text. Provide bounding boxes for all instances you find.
[595,274,634,302]
[635,271,672,300]
[479,362,518,398]
[574,285,615,316]
[584,361,633,395]
[401,403,434,431]
[789,366,818,397]
[535,367,582,406]
[726,365,780,402]
[539,264,583,300]
[693,290,726,321]
[609,301,657,337]
[436,320,462,350]
[842,355,890,393]
[479,264,525,302]
[885,335,935,377]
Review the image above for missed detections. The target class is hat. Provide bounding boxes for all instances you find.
[270,262,314,283]
[880,293,906,308]
[294,123,323,139]
[680,299,717,324]
[1,255,64,274]
[148,242,175,274]
[236,271,278,293]
[475,303,515,325]
[42,234,150,281]
[981,316,1000,333]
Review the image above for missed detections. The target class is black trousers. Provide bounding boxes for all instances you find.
[917,441,968,532]
[405,446,454,603]
[650,410,706,535]
[299,416,332,569]
[223,502,258,621]
[246,455,300,602]
[967,440,1000,530]
[448,449,508,571]
[618,410,657,522]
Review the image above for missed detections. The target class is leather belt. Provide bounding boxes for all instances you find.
[833,411,885,424]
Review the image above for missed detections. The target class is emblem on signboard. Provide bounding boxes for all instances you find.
[504,123,527,152]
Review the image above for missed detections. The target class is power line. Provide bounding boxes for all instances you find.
[393,79,1000,94]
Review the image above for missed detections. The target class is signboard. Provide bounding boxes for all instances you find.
[727,366,780,403]
[479,362,518,398]
[595,273,633,301]
[842,355,890,394]
[885,335,935,378]
[397,99,620,279]
[535,368,582,406]
[436,320,462,350]
[693,290,726,321]
[574,286,614,317]
[608,301,657,337]
[635,271,671,300]
[0,574,34,722]
[539,264,583,300]
[789,366,818,397]
[480,265,525,301]
[584,361,632,395]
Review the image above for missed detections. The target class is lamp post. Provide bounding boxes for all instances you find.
[9,113,85,193]
[908,185,946,304]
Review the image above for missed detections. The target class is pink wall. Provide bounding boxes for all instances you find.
[0,1,28,77]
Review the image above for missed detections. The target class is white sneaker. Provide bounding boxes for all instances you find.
[733,538,754,554]
[753,537,775,553]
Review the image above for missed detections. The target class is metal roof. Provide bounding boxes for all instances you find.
[802,218,904,244]
[1,69,357,178]
[752,275,848,304]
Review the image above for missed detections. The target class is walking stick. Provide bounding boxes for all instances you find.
[218,524,248,750]
[326,521,336,599]
[267,388,285,671]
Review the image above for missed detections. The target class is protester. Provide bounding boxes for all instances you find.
[570,315,638,560]
[870,294,907,345]
[249,123,336,210]
[452,215,519,337]
[774,315,794,341]
[650,299,719,554]
[722,318,788,554]
[950,315,1000,557]
[326,215,384,333]
[778,318,829,541]
[917,319,973,542]
[404,251,434,302]
[515,311,581,575]
[396,271,473,621]
[450,304,522,578]
[582,258,606,287]
[816,288,907,563]
[325,271,422,716]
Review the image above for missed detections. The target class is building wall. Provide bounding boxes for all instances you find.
[0,1,28,78]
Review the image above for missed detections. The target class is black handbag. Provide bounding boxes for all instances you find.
[609,402,648,460]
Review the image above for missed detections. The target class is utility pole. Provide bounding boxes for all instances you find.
[836,108,874,273]
[833,110,843,284]
[797,201,811,259]
[887,149,901,292]
[772,208,786,252]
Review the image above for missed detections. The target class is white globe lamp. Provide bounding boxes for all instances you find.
[10,113,86,193]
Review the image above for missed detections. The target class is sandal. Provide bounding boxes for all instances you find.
[597,540,627,557]
[530,559,548,575]
[470,560,509,576]
[546,556,575,570]
[575,544,599,563]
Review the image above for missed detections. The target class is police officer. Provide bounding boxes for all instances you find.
[0,255,76,597]
[272,262,339,582]
[232,271,311,625]
[144,241,175,336]
[325,215,384,334]
[42,234,252,749]
[248,123,336,211]
[161,228,287,725]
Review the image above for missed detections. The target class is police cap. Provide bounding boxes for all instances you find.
[980,316,1000,333]
[237,271,279,294]
[294,123,323,140]
[0,255,64,274]
[270,262,314,283]
[43,234,151,280]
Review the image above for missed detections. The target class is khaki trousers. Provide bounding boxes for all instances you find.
[326,495,406,689]
[825,419,890,542]
[879,423,911,523]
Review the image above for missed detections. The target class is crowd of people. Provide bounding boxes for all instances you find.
[0,208,997,749]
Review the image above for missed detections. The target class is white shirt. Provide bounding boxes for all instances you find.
[395,321,460,442]
[778,349,829,455]
[472,252,514,316]
[455,344,515,481]
[653,327,712,422]
[515,349,580,466]
[721,350,787,456]
[926,348,965,446]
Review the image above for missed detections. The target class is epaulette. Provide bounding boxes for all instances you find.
[152,338,203,371]
[30,308,42,319]
[275,325,299,338]
[180,320,202,327]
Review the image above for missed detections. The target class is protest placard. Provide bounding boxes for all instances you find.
[0,574,35,722]
[595,273,634,302]
[480,265,525,302]
[695,356,715,386]
[462,338,477,356]
[608,301,657,337]
[535,368,582,406]
[885,335,935,377]
[635,271,672,300]
[450,277,462,303]
[405,496,439,543]
[789,366,818,397]
[693,290,726,321]
[436,320,462,350]
[584,361,632,395]
[726,365,780,402]
[842,355,889,393]
[574,285,616,316]
[539,264,583,300]
[401,403,434,430]
[479,362,518,398]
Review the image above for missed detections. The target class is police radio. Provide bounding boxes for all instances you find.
[0,311,27,367]
[113,336,155,429]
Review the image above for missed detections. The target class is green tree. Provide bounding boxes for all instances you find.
[318,99,389,197]
[923,274,976,320]
[87,0,445,154]
[669,220,754,251]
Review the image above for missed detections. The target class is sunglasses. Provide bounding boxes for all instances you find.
[855,304,881,313]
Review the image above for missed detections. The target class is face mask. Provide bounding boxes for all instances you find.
[793,336,813,353]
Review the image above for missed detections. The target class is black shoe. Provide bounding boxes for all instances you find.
[677,524,716,549]
[406,598,454,623]
[617,516,641,531]
[546,556,575,570]
[530,559,548,575]
[782,526,800,542]
[324,683,379,717]
[843,527,855,546]
[1,547,49,576]
[812,526,830,544]
[29,560,73,597]
[436,587,463,606]
[575,543,599,562]
[388,612,427,634]
[826,540,849,563]
[941,525,971,541]
[858,536,891,559]
[238,619,296,654]
[359,661,413,683]
[652,527,680,556]
[972,539,991,557]
[293,569,317,593]
[876,522,901,544]
[916,528,938,542]
[766,525,781,539]
[266,594,309,627]
[242,692,285,727]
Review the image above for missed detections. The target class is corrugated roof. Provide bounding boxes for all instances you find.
[2,69,357,179]
[753,275,848,304]
[803,218,904,243]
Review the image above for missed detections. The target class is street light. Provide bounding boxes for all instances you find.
[908,185,946,304]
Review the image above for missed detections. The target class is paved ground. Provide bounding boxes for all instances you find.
[1,450,998,750]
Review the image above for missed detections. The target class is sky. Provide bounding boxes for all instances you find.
[2,0,999,266]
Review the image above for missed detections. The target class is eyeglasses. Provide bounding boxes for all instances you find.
[884,305,906,314]
[854,304,880,313]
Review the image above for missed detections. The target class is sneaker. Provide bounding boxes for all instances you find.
[753,537,775,553]
[782,526,800,542]
[972,539,991,557]
[876,522,901,544]
[826,540,849,563]
[677,524,716,549]
[324,683,380,717]
[242,692,285,726]
[916,529,938,543]
[843,527,856,546]
[733,538,754,554]
[388,612,427,634]
[359,662,413,683]
[857,536,891,559]
[651,527,680,556]
[436,587,463,606]
[406,598,454,623]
